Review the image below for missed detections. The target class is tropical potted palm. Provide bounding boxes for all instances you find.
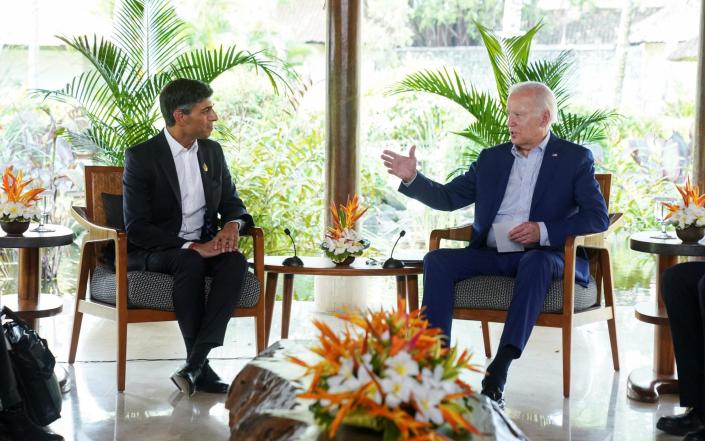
[389,21,617,177]
[36,0,293,165]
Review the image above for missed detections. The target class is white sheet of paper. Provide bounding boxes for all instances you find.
[493,221,525,253]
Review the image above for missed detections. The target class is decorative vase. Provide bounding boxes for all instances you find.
[0,221,30,236]
[333,255,355,266]
[676,226,705,244]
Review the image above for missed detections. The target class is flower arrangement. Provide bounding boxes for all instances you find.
[321,194,370,264]
[289,300,481,441]
[0,167,44,223]
[664,177,705,230]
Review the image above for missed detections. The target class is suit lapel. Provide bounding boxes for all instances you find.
[530,133,560,215]
[197,142,214,213]
[489,144,515,219]
[156,131,181,204]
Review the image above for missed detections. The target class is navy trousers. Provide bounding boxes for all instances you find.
[422,247,564,352]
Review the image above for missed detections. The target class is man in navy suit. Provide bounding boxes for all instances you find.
[381,81,608,406]
[123,79,253,396]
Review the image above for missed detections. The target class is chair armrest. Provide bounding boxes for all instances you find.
[242,226,265,284]
[71,206,122,242]
[429,224,473,251]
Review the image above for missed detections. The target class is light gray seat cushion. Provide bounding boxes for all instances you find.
[454,276,598,313]
[89,264,260,311]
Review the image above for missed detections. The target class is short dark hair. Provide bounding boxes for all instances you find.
[159,79,213,126]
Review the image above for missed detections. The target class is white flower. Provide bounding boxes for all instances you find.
[384,351,419,380]
[420,365,460,395]
[327,357,360,394]
[379,375,414,408]
[412,387,445,425]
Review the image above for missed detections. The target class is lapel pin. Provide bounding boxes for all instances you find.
[552,153,558,157]
[202,162,208,172]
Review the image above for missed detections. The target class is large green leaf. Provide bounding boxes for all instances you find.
[39,0,294,166]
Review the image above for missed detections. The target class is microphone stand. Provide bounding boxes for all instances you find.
[282,228,304,267]
[383,230,406,269]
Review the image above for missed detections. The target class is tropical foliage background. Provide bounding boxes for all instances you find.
[391,22,617,176]
[36,0,292,165]
[0,0,697,303]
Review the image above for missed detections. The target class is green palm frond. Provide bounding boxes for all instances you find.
[513,51,573,109]
[553,110,619,145]
[476,21,543,105]
[39,0,294,166]
[113,0,187,76]
[170,47,290,94]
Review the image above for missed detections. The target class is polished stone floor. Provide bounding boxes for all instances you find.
[34,294,684,441]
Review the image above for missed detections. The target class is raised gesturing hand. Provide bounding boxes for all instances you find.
[381,145,417,183]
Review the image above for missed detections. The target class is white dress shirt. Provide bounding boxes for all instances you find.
[164,128,207,245]
[486,132,551,248]
[403,132,551,248]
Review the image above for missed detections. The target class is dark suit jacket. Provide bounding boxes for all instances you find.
[123,130,253,268]
[399,133,609,284]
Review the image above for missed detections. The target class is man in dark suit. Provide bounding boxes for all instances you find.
[656,262,705,440]
[381,81,608,406]
[123,78,253,397]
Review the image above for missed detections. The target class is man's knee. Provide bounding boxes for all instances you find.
[214,251,247,276]
[174,249,206,275]
[518,250,553,274]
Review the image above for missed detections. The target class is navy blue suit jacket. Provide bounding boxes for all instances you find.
[399,133,609,285]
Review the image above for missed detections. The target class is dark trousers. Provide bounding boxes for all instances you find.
[662,261,705,409]
[144,249,248,350]
[422,247,564,352]
[0,319,22,411]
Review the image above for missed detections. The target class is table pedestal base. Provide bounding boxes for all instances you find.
[627,367,678,402]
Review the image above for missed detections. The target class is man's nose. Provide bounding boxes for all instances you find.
[211,111,218,121]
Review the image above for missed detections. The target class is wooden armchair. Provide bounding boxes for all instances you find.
[425,174,621,397]
[68,166,266,391]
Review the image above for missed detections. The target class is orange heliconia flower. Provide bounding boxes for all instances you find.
[291,298,482,440]
[664,177,705,220]
[1,166,44,206]
[327,194,368,240]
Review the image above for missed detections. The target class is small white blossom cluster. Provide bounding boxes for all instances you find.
[0,196,39,222]
[668,203,705,229]
[324,347,461,425]
[323,228,366,255]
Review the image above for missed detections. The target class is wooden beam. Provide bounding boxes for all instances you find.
[694,0,705,187]
[325,0,361,226]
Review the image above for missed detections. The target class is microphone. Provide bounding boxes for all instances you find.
[383,230,406,269]
[282,228,304,267]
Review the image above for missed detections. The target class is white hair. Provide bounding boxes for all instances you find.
[508,81,559,125]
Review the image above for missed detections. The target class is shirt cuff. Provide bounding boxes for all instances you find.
[538,222,550,246]
[401,171,418,187]
[227,219,245,232]
[182,241,193,250]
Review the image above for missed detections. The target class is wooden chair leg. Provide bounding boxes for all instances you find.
[562,323,572,398]
[255,300,266,355]
[601,249,620,371]
[281,274,294,339]
[481,321,492,358]
[117,317,127,392]
[69,246,92,364]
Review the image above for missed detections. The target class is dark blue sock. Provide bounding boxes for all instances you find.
[484,345,520,391]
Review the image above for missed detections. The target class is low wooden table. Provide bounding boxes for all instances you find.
[0,225,73,328]
[261,256,423,346]
[225,341,529,441]
[627,231,705,402]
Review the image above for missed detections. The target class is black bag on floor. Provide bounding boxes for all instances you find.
[2,306,62,426]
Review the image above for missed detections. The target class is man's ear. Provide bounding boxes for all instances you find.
[172,109,186,126]
[541,109,551,128]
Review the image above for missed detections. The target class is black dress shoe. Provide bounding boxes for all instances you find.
[170,362,203,397]
[481,378,506,410]
[657,408,705,436]
[0,406,64,441]
[686,427,705,441]
[195,361,229,394]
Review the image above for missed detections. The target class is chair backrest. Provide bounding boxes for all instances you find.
[595,173,611,211]
[84,166,124,226]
